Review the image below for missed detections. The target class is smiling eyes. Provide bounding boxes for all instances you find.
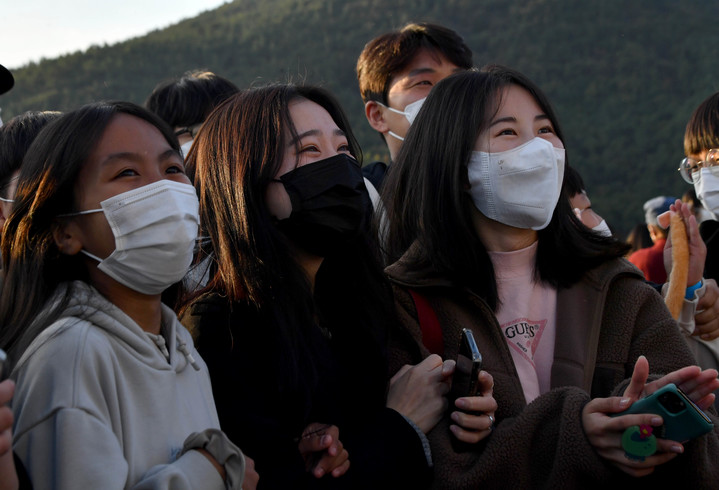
[298,143,351,154]
[496,125,555,137]
[114,161,186,179]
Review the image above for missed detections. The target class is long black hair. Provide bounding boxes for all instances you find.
[0,101,179,361]
[381,66,629,310]
[182,84,390,406]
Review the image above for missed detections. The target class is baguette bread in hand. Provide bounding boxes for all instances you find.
[665,212,689,320]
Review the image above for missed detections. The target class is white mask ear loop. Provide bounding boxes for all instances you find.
[376,101,407,118]
[56,208,107,262]
[387,131,405,142]
[57,208,103,218]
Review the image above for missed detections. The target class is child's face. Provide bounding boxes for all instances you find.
[69,113,189,263]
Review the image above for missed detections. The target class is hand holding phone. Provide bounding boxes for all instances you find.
[611,383,714,442]
[449,329,482,405]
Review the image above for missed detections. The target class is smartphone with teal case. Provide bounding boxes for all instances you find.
[612,383,713,442]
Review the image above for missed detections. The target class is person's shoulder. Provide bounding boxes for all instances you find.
[582,257,646,288]
[16,316,104,368]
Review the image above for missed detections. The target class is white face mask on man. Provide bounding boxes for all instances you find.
[62,180,200,295]
[467,137,566,230]
[379,97,426,142]
[694,168,719,220]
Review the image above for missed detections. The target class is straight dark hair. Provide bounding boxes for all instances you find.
[381,66,629,310]
[145,70,240,129]
[182,84,389,405]
[0,101,179,361]
[0,111,62,196]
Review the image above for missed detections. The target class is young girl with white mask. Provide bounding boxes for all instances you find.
[0,101,257,490]
[381,66,719,489]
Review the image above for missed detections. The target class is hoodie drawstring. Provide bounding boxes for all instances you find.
[176,336,201,371]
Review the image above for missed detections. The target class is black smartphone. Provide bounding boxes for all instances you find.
[449,328,482,403]
[611,383,714,442]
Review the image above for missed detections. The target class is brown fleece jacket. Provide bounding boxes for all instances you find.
[386,253,719,490]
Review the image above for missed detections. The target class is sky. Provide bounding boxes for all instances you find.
[1,0,229,69]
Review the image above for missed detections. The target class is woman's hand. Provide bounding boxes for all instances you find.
[450,370,497,444]
[242,455,259,490]
[694,278,719,340]
[582,396,679,477]
[582,357,682,477]
[582,356,719,477]
[387,354,453,433]
[662,200,706,287]
[298,423,349,478]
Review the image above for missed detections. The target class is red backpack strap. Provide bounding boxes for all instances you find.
[408,289,444,355]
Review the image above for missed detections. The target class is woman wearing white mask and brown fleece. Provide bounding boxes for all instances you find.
[381,66,719,489]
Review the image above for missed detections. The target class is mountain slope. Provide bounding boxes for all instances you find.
[3,0,719,234]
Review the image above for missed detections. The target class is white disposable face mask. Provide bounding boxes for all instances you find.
[694,169,719,220]
[591,219,612,237]
[64,180,199,295]
[180,139,193,159]
[379,97,426,142]
[467,137,565,230]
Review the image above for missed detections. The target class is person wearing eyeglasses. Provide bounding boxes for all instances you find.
[145,70,240,159]
[680,93,719,286]
[676,91,719,409]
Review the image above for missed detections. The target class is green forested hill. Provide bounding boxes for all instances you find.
[3,0,719,235]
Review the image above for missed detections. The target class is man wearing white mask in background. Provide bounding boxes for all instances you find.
[356,22,473,191]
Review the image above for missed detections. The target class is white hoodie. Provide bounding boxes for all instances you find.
[11,281,235,489]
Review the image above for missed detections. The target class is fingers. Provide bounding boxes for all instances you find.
[297,424,350,479]
[622,356,650,402]
[695,279,719,340]
[477,370,494,396]
[419,354,444,371]
[389,364,413,384]
[450,415,494,443]
[451,379,498,445]
[0,379,14,406]
[0,406,13,436]
[313,442,349,478]
[695,393,717,411]
[242,456,260,490]
[441,359,456,377]
[330,458,350,478]
[674,369,719,403]
[644,365,703,395]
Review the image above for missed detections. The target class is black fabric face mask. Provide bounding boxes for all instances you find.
[275,153,372,257]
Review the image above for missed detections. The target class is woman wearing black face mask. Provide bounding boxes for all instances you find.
[179,85,465,490]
